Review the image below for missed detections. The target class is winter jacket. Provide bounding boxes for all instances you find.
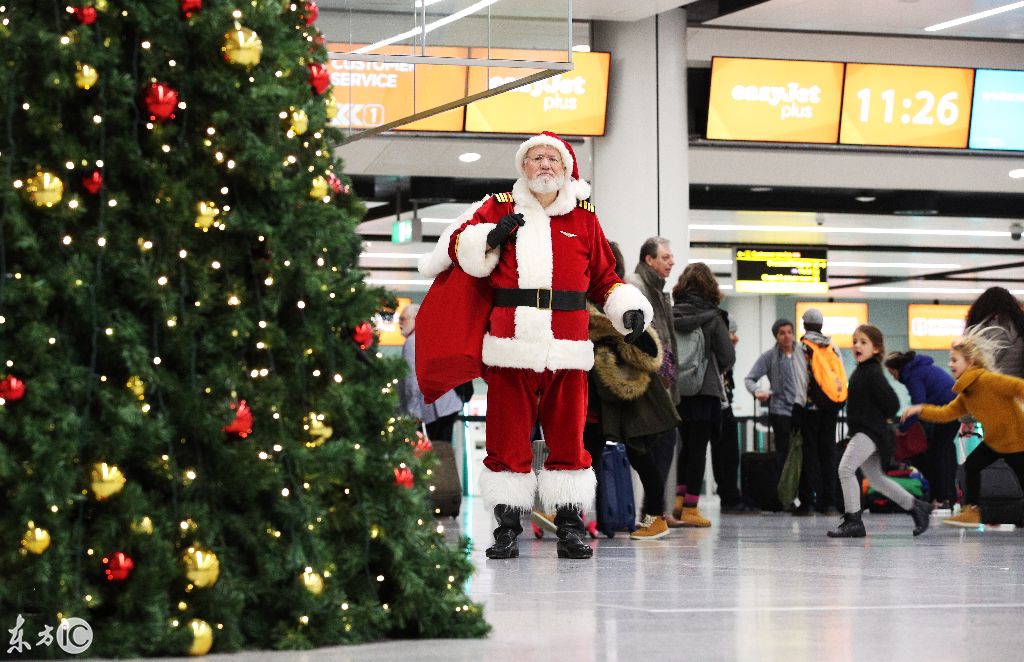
[847,359,900,465]
[671,293,735,400]
[918,367,1024,454]
[745,345,808,417]
[589,307,681,445]
[629,263,679,404]
[896,353,955,429]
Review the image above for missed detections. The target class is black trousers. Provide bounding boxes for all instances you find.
[963,443,1024,505]
[712,406,741,506]
[425,411,459,443]
[801,408,839,510]
[626,430,676,517]
[908,421,958,503]
[676,407,722,497]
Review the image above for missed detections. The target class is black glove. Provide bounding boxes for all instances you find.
[486,213,525,248]
[622,309,645,344]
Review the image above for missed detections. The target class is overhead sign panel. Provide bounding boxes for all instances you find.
[908,304,970,350]
[706,57,845,144]
[969,68,1024,151]
[840,63,974,148]
[327,45,467,132]
[795,302,868,349]
[734,248,829,294]
[464,50,610,136]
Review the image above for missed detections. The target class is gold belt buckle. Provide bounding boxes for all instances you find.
[536,288,552,310]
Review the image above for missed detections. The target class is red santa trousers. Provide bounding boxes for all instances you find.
[479,366,596,513]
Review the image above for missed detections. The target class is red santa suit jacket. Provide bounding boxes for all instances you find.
[446,179,652,373]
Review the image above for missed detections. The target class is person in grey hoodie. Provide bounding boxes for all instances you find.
[670,263,735,527]
[744,317,809,512]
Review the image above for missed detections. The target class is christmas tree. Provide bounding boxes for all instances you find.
[0,1,487,656]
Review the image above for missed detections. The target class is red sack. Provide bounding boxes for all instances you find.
[415,266,492,404]
[893,421,929,461]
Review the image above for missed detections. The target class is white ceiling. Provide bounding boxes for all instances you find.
[706,0,1024,41]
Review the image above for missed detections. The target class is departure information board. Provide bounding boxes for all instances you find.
[735,248,828,294]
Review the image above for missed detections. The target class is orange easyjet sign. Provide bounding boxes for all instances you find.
[796,302,868,349]
[707,57,845,144]
[908,304,969,350]
[465,50,609,136]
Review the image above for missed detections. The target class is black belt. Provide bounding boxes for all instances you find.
[492,288,587,311]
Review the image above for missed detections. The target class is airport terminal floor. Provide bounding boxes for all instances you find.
[167,496,1024,662]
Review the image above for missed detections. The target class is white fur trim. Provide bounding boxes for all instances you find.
[482,334,594,372]
[454,222,499,278]
[604,283,655,336]
[571,178,592,201]
[509,187,554,287]
[419,197,488,277]
[538,468,597,512]
[478,465,537,511]
[515,134,574,180]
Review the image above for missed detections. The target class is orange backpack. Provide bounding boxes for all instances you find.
[802,338,848,412]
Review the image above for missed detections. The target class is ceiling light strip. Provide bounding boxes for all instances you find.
[924,1,1024,32]
[861,285,1024,295]
[688,224,1009,238]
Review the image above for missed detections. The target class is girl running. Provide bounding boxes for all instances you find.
[902,326,1024,527]
[829,325,933,538]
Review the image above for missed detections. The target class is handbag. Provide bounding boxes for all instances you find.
[777,429,803,506]
[892,421,928,461]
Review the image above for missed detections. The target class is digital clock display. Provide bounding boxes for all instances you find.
[839,63,974,148]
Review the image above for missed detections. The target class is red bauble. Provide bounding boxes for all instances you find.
[144,82,179,123]
[0,375,25,402]
[393,467,414,489]
[412,434,433,458]
[309,63,330,95]
[327,172,342,195]
[304,1,319,26]
[72,6,97,25]
[180,0,203,18]
[350,322,373,350]
[103,551,135,582]
[82,170,103,194]
[222,400,253,438]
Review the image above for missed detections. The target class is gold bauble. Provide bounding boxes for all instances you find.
[75,62,99,90]
[324,95,338,120]
[25,170,64,207]
[300,568,324,595]
[288,108,309,136]
[309,176,328,200]
[126,376,145,400]
[132,516,154,535]
[222,25,263,68]
[194,201,219,232]
[21,522,51,555]
[304,411,332,448]
[183,546,220,588]
[91,462,126,500]
[187,618,213,656]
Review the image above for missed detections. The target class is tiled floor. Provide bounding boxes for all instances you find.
[151,496,1024,661]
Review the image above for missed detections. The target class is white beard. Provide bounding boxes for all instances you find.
[527,172,564,195]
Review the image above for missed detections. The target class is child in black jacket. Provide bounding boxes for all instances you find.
[828,325,933,538]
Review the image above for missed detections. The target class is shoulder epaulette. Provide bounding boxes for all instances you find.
[577,199,595,213]
[493,191,514,204]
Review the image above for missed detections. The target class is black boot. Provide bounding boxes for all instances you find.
[826,511,866,538]
[555,507,594,559]
[910,498,934,536]
[485,505,523,559]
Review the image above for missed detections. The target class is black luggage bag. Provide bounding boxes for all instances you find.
[430,441,462,518]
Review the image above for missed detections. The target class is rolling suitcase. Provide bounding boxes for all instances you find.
[596,442,636,537]
[429,440,462,518]
[741,403,783,511]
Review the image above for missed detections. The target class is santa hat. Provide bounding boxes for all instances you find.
[513,131,591,200]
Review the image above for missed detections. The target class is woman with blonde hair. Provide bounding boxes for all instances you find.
[902,326,1024,527]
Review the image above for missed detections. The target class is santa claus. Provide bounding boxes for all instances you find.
[417,131,653,559]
